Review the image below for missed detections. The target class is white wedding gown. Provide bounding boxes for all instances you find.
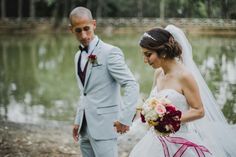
[129,87,212,157]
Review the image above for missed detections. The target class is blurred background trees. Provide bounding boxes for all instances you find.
[0,0,236,20]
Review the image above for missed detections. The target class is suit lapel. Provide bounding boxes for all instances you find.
[84,41,103,90]
[84,61,92,88]
[75,51,84,90]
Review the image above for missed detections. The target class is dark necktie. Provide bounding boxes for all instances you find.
[79,45,88,53]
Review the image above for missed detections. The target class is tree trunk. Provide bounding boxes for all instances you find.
[1,0,6,19]
[206,0,212,18]
[184,0,193,18]
[86,0,92,9]
[96,0,102,18]
[137,0,143,18]
[1,42,9,120]
[29,0,35,19]
[63,0,68,18]
[18,0,22,20]
[52,1,61,29]
[160,0,165,20]
[221,0,228,18]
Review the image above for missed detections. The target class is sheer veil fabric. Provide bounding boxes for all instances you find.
[126,25,236,157]
[165,25,236,156]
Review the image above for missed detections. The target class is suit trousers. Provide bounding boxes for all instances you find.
[79,116,118,157]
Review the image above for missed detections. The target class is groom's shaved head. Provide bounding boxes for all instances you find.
[69,7,93,25]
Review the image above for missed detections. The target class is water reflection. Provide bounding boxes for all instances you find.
[0,34,79,124]
[0,33,235,125]
[191,36,236,124]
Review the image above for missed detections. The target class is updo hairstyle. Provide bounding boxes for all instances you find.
[139,28,182,60]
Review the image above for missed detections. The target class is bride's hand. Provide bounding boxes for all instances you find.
[113,121,129,134]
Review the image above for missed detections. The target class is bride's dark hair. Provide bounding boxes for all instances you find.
[140,28,182,60]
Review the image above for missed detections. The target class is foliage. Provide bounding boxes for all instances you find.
[1,0,236,19]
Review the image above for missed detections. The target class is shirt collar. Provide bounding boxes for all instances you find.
[87,35,99,54]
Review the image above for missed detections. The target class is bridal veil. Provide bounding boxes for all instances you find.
[165,25,236,156]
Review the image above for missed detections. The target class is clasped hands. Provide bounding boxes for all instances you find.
[113,121,129,134]
[73,121,129,142]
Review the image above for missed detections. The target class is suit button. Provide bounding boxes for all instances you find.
[84,93,87,96]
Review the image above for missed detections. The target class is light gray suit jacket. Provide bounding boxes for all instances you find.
[74,39,139,140]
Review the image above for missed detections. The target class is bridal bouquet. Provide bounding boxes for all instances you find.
[137,97,182,136]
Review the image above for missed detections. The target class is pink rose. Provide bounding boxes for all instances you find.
[155,104,166,115]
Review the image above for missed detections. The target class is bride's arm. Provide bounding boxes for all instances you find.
[180,72,205,123]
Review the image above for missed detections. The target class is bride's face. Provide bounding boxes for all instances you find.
[141,47,162,69]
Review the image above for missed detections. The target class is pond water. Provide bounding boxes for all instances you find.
[0,31,236,125]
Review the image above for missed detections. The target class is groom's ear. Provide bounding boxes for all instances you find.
[68,24,73,33]
[92,20,96,30]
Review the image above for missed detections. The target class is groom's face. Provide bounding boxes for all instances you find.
[142,47,161,69]
[70,16,96,47]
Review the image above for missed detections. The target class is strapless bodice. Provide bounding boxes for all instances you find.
[150,87,189,112]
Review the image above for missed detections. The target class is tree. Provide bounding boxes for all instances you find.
[221,0,228,18]
[137,0,143,18]
[18,0,22,20]
[160,0,165,20]
[206,0,212,18]
[29,0,35,19]
[96,0,102,18]
[1,0,6,19]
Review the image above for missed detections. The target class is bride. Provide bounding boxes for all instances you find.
[129,25,236,157]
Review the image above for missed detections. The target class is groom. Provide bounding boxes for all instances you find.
[69,6,139,157]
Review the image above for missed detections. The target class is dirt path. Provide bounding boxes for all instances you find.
[0,121,80,157]
[0,121,137,157]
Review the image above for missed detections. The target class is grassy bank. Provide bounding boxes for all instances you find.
[0,18,236,36]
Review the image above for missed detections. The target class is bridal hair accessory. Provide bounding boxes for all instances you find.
[137,97,182,136]
[142,32,157,41]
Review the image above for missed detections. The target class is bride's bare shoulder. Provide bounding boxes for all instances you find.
[179,68,198,88]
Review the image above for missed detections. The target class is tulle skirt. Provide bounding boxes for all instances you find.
[129,127,212,157]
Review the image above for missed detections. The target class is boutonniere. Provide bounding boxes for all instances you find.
[88,54,98,65]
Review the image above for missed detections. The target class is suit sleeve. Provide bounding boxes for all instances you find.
[107,47,139,126]
[74,52,81,125]
[74,104,80,125]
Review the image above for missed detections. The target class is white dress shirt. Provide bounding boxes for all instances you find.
[80,36,99,71]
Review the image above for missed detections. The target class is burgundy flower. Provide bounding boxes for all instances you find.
[140,113,146,123]
[154,108,182,134]
[165,104,176,112]
[88,54,97,60]
[88,54,98,64]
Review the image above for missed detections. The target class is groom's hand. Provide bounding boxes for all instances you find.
[72,124,79,142]
[113,121,129,134]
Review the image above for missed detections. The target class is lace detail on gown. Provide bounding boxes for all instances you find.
[129,87,212,157]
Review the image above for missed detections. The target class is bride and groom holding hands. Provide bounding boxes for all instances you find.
[69,6,236,157]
